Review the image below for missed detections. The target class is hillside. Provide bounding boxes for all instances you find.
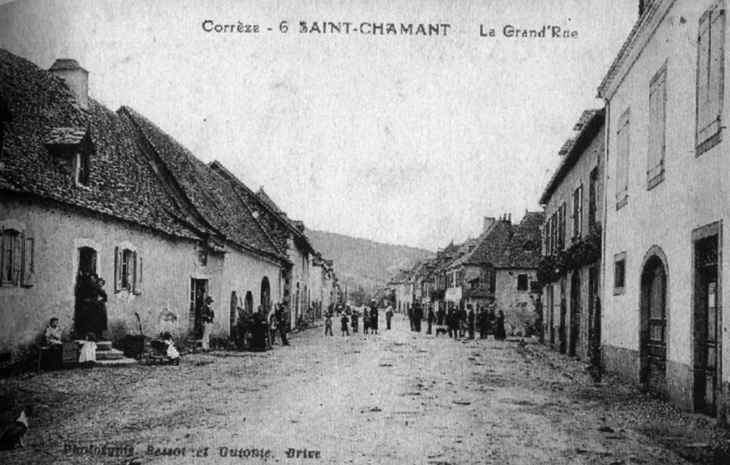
[305,229,433,294]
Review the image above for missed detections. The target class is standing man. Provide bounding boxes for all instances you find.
[427,304,435,335]
[413,303,423,333]
[201,296,215,351]
[407,305,414,331]
[467,305,475,340]
[385,303,394,330]
[276,304,290,346]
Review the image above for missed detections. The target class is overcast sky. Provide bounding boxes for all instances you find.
[0,0,637,251]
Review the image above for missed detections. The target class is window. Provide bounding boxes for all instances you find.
[559,205,563,248]
[197,249,208,266]
[614,252,627,295]
[589,168,598,227]
[115,245,142,294]
[76,151,90,186]
[616,109,630,209]
[648,64,667,188]
[697,0,725,155]
[572,185,583,239]
[0,222,34,287]
[517,274,529,291]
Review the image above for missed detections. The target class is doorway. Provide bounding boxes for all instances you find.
[74,247,98,338]
[694,233,720,417]
[569,271,581,357]
[640,255,667,394]
[189,278,208,338]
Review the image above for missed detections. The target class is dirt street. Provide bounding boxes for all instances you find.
[2,314,730,465]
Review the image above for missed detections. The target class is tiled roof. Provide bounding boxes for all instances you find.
[0,49,197,239]
[495,212,544,269]
[540,109,604,205]
[462,212,544,269]
[255,187,315,253]
[119,106,284,260]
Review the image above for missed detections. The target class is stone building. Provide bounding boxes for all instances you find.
[598,0,730,423]
[539,109,605,359]
[0,50,332,363]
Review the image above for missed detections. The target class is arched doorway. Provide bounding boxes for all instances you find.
[74,246,98,338]
[569,271,581,357]
[640,253,668,394]
[261,277,271,314]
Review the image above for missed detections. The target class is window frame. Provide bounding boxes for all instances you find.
[616,108,631,210]
[517,274,529,292]
[648,62,668,189]
[613,252,627,295]
[696,0,726,157]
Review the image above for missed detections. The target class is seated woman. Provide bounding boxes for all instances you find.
[78,332,97,366]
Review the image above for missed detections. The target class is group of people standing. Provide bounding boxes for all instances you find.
[74,272,108,341]
[325,301,394,337]
[410,302,507,341]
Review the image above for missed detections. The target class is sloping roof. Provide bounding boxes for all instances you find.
[119,106,284,260]
[462,212,544,269]
[495,212,544,269]
[463,220,514,266]
[539,109,605,205]
[255,187,315,254]
[0,49,197,239]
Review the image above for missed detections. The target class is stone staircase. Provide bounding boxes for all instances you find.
[94,340,137,367]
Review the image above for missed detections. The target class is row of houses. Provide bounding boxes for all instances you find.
[542,0,730,425]
[0,50,341,362]
[388,0,730,426]
[388,211,545,336]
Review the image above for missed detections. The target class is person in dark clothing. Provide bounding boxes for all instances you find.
[449,307,460,339]
[363,308,370,335]
[341,314,350,336]
[351,311,359,333]
[437,306,445,326]
[370,303,379,335]
[467,305,475,339]
[478,307,488,339]
[275,304,290,346]
[494,310,507,340]
[413,303,423,332]
[427,305,435,335]
[250,309,268,351]
[458,307,467,338]
[407,306,414,331]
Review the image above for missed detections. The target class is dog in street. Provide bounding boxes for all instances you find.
[0,408,29,450]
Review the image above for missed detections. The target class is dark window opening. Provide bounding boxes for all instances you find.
[615,258,626,289]
[517,274,529,291]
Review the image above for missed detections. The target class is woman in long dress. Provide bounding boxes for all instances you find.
[495,310,507,340]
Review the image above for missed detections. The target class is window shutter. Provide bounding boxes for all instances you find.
[136,255,143,294]
[708,6,725,134]
[10,231,21,285]
[114,246,121,293]
[127,250,134,292]
[21,233,34,287]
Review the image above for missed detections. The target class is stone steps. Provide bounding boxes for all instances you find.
[95,348,124,360]
[95,357,138,367]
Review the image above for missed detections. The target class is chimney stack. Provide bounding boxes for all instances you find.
[639,0,646,16]
[49,59,89,110]
[483,216,496,233]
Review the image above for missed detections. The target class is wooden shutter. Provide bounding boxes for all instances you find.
[11,231,21,286]
[114,246,121,293]
[136,255,143,294]
[21,233,34,287]
[708,5,725,136]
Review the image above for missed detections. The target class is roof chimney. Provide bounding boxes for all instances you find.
[49,59,89,110]
[639,0,647,16]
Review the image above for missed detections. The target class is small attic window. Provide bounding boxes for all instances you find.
[44,127,93,187]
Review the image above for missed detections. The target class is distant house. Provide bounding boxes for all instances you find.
[597,0,730,423]
[461,213,544,335]
[539,109,605,359]
[0,50,330,363]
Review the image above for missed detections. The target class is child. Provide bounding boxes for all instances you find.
[325,314,333,336]
[341,314,349,336]
[162,332,180,363]
[78,332,97,366]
